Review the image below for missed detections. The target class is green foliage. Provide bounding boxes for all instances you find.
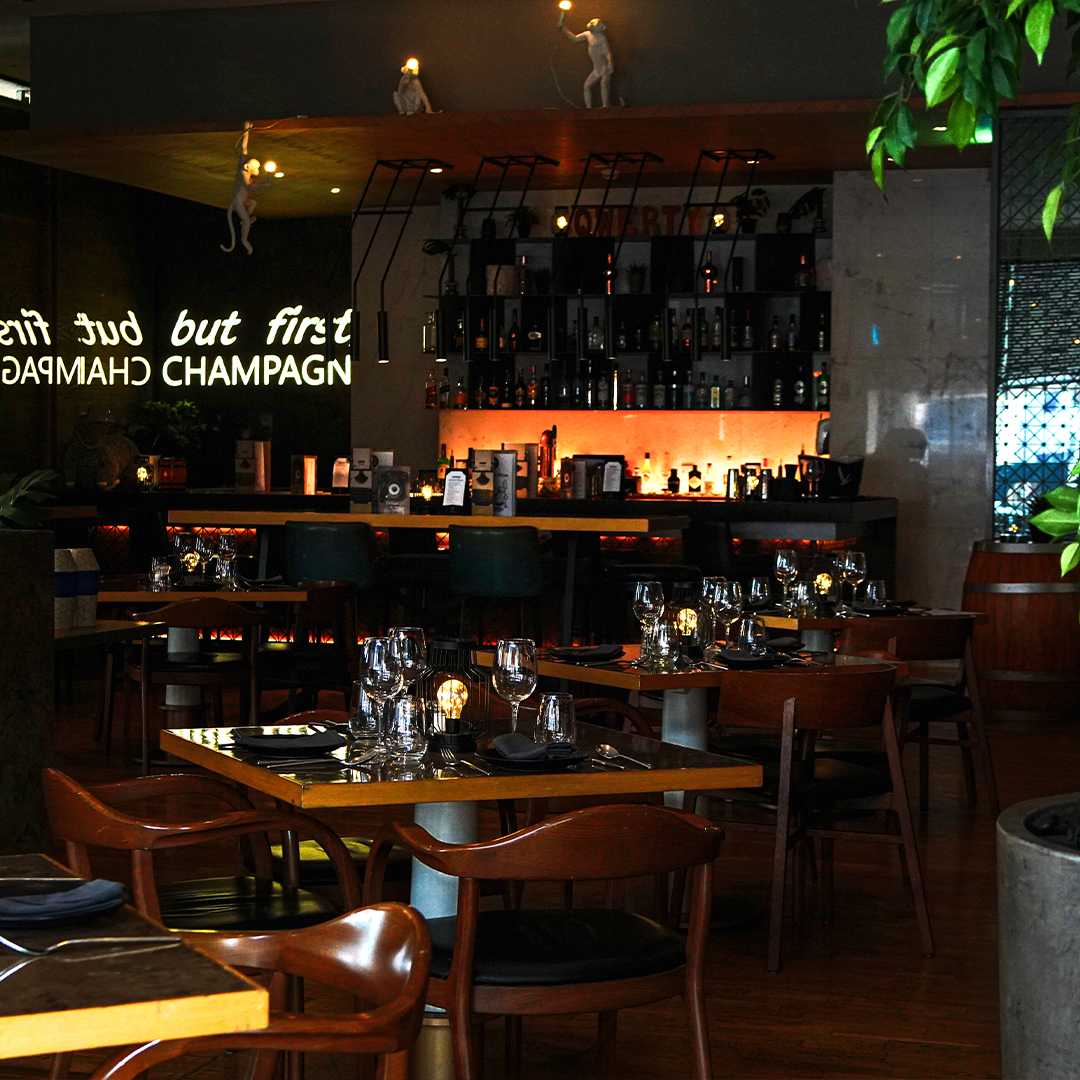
[0,470,59,530]
[1029,459,1080,618]
[733,188,771,219]
[126,400,207,456]
[870,0,1080,238]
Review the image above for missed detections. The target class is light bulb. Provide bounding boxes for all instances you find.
[677,608,698,635]
[330,187,341,193]
[814,572,833,596]
[712,211,726,229]
[559,1,572,9]
[181,551,200,573]
[135,466,150,483]
[421,483,434,500]
[556,214,569,230]
[430,167,443,174]
[262,160,276,173]
[274,171,284,178]
[436,678,468,721]
[405,57,419,73]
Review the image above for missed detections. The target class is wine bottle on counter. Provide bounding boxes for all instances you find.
[508,310,520,352]
[769,316,781,351]
[540,364,551,408]
[425,369,436,409]
[437,444,450,480]
[527,365,538,407]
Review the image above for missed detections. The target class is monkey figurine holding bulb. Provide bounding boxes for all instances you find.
[394,60,434,115]
[221,124,273,255]
[558,8,614,108]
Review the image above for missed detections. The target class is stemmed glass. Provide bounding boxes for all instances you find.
[774,549,799,613]
[838,551,867,614]
[215,533,238,590]
[195,534,216,581]
[699,576,727,648]
[389,627,426,693]
[360,637,404,758]
[631,581,665,668]
[715,581,743,647]
[747,576,771,609]
[492,638,538,733]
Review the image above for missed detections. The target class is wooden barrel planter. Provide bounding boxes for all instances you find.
[963,542,1080,721]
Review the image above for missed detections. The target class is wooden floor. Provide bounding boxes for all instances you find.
[12,660,1080,1080]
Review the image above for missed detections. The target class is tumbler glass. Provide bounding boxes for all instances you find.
[150,556,170,592]
[387,696,427,760]
[534,693,577,746]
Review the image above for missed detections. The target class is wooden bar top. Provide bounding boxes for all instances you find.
[160,720,761,809]
[98,577,307,604]
[0,854,267,1059]
[54,620,165,651]
[168,510,689,534]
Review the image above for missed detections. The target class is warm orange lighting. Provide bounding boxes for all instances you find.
[330,186,341,193]
[421,483,434,500]
[263,160,277,173]
[676,607,698,635]
[274,171,284,178]
[559,1,572,9]
[135,466,150,483]
[430,167,444,174]
[405,57,419,73]
[436,678,468,720]
[181,550,200,573]
[712,211,726,229]
[814,572,834,595]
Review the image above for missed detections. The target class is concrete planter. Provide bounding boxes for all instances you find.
[999,795,1080,1078]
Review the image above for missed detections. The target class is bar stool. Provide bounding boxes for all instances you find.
[448,525,543,645]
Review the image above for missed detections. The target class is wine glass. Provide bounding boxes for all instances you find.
[748,576,771,609]
[837,551,867,614]
[631,581,665,668]
[215,533,238,590]
[389,627,426,693]
[700,576,726,645]
[492,638,538,733]
[774,549,799,613]
[715,581,743,647]
[195,534,216,581]
[361,637,404,757]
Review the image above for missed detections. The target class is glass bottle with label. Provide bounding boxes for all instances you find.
[667,468,681,494]
[817,312,828,351]
[769,316,781,350]
[712,306,724,351]
[540,363,551,408]
[501,367,513,408]
[475,316,488,352]
[527,365,538,407]
[584,360,596,409]
[642,452,653,491]
[704,463,715,495]
[695,371,709,409]
[425,369,436,409]
[622,368,635,409]
[528,321,544,351]
[635,372,648,410]
[572,362,584,410]
[795,254,815,289]
[473,380,485,410]
[681,313,693,354]
[453,318,464,352]
[649,315,663,350]
[680,372,695,410]
[698,307,709,351]
[597,365,611,409]
[793,370,807,407]
[738,376,753,409]
[557,364,572,408]
[438,370,451,409]
[652,379,667,410]
[453,377,468,409]
[724,379,736,409]
[742,311,754,350]
[588,316,604,352]
[787,314,798,350]
[514,367,527,408]
[688,463,702,494]
[497,319,507,353]
[772,374,783,409]
[617,322,629,351]
[508,309,520,352]
[487,369,501,408]
[815,361,830,410]
[700,250,718,293]
[437,443,451,481]
[710,375,722,409]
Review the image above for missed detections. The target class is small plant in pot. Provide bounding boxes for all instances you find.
[0,469,58,529]
[1030,459,1080,609]
[627,263,648,294]
[733,188,770,233]
[505,206,539,239]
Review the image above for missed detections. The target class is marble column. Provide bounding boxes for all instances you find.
[830,170,993,608]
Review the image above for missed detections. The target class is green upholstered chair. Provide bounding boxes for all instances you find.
[285,520,377,590]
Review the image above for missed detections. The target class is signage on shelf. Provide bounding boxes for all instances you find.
[0,305,353,390]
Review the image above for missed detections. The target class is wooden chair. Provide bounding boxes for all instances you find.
[574,696,656,739]
[837,613,999,817]
[364,803,723,1080]
[87,904,432,1080]
[703,664,933,972]
[122,597,263,774]
[42,768,361,931]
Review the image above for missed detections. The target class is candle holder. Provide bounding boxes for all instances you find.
[418,638,490,751]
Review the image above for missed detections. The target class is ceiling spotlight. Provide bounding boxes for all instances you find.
[330,187,341,193]
[559,1,572,9]
[712,211,726,230]
[405,57,419,73]
[263,160,277,173]
[274,171,284,178]
[933,125,947,131]
[552,205,570,235]
[746,158,760,165]
[430,167,444,174]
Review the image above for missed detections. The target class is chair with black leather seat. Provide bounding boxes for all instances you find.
[365,803,723,1080]
[448,525,543,645]
[257,580,359,716]
[380,526,450,630]
[701,664,932,972]
[123,597,263,775]
[42,767,361,932]
[836,613,999,818]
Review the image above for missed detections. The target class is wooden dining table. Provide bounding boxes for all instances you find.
[167,509,689,646]
[0,853,267,1060]
[757,607,988,652]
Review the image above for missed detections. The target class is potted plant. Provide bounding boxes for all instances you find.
[505,206,539,239]
[733,188,770,233]
[1031,460,1080,590]
[0,468,58,529]
[627,263,648,294]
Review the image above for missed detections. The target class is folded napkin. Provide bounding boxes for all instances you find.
[238,575,286,588]
[492,732,580,761]
[718,648,780,669]
[851,602,909,616]
[0,879,124,917]
[545,644,625,663]
[766,636,803,652]
[230,729,346,756]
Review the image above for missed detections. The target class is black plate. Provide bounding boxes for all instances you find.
[718,649,782,670]
[476,750,590,773]
[229,730,346,756]
[851,603,907,616]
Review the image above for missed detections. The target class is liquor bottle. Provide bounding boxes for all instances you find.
[438,370,451,409]
[700,250,718,293]
[487,369,501,408]
[815,361,830,410]
[588,315,604,352]
[688,463,702,494]
[704,463,715,495]
[642,452,653,490]
[425,368,436,409]
[519,255,532,294]
[528,321,544,351]
[497,319,506,352]
[680,372,695,410]
[652,379,667,410]
[795,254,816,289]
[508,309,520,352]
[540,363,551,408]
[698,307,709,351]
[680,313,693,354]
[635,373,648,410]
[610,363,620,410]
[597,365,611,409]
[793,369,807,407]
[772,374,783,409]
[437,444,451,481]
[669,371,680,410]
[710,375,722,409]
[742,310,754,350]
[453,377,468,409]
[475,316,488,352]
[501,366,512,408]
[557,364,572,408]
[695,372,709,409]
[581,360,594,409]
[738,375,753,409]
[514,366,527,408]
[724,379,736,409]
[647,315,661,350]
[473,381,485,410]
[572,361,584,410]
[730,309,743,351]
[617,322,629,351]
[769,316,781,350]
[453,318,464,352]
[787,314,798,350]
[621,368,635,409]
[527,365,538,407]
[711,306,724,351]
[817,312,828,351]
[634,325,646,351]
[667,468,681,494]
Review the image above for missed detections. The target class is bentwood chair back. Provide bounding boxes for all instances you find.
[836,613,998,817]
[364,803,723,1080]
[42,768,360,931]
[87,904,432,1080]
[709,664,933,972]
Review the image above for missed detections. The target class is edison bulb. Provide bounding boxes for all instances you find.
[712,211,726,229]
[677,608,698,635]
[814,572,833,596]
[421,483,434,501]
[405,57,419,73]
[262,160,276,173]
[135,466,150,483]
[555,214,569,230]
[559,1,572,9]
[181,550,200,573]
[436,678,468,721]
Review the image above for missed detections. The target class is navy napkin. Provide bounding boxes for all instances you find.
[0,879,124,917]
[230,729,346,756]
[492,733,580,761]
[545,644,625,663]
[718,648,781,669]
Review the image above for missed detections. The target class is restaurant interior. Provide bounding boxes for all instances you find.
[1,1,1080,1078]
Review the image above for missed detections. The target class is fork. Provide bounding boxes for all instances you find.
[438,748,491,775]
[0,931,180,957]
